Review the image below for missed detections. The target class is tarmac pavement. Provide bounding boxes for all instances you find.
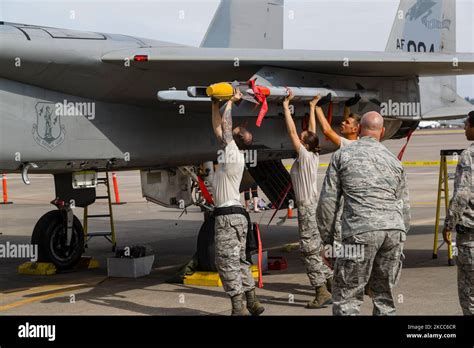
[0,129,470,316]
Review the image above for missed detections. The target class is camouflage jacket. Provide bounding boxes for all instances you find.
[317,136,410,243]
[445,144,474,230]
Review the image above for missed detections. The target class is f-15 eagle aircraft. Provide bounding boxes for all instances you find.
[0,0,473,269]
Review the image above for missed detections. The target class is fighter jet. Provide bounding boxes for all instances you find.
[0,0,473,269]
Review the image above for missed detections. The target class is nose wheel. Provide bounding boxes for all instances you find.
[31,209,84,270]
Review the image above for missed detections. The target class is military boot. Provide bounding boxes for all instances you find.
[231,294,251,316]
[326,277,333,293]
[245,289,265,316]
[306,284,333,309]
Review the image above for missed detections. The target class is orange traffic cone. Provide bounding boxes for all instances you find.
[0,173,13,205]
[287,199,295,219]
[111,172,126,205]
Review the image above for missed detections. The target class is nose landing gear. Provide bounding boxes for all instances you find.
[31,199,84,271]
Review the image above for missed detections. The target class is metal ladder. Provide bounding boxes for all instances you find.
[432,149,463,265]
[83,171,117,252]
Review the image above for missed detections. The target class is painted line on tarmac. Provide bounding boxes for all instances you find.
[409,217,446,227]
[0,278,106,312]
[1,284,78,297]
[409,202,438,206]
[406,172,438,175]
[0,285,87,312]
[402,161,457,166]
[0,287,94,312]
[413,129,464,136]
[286,161,457,171]
[1,279,101,297]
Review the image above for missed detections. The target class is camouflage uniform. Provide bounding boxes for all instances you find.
[215,214,255,298]
[331,230,404,315]
[317,136,410,315]
[444,144,474,315]
[212,140,255,299]
[298,201,333,287]
[333,138,356,244]
[290,144,333,288]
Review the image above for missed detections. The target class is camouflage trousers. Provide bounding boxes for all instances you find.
[297,201,333,288]
[456,232,474,315]
[215,214,255,298]
[332,230,405,316]
[333,197,344,243]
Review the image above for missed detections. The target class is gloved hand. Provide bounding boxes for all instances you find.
[316,93,332,106]
[345,93,361,107]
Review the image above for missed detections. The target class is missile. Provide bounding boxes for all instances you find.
[158,90,209,102]
[159,83,380,105]
[245,86,379,103]
[187,83,378,102]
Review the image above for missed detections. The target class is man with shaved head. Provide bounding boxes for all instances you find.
[317,111,410,315]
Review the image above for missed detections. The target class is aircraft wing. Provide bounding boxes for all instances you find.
[102,47,474,77]
[2,21,473,107]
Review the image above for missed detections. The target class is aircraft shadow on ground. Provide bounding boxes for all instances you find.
[0,221,458,313]
[36,276,315,314]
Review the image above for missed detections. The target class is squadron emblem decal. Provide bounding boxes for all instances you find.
[33,102,66,151]
[407,0,451,30]
[407,0,436,21]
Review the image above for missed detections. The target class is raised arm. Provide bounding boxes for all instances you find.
[221,101,234,147]
[282,89,301,152]
[212,100,223,144]
[213,90,242,148]
[307,95,321,133]
[315,103,341,147]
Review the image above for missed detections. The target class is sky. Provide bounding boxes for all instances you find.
[1,0,473,97]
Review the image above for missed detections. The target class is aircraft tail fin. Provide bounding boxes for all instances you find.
[200,0,284,49]
[385,0,456,54]
[386,0,471,120]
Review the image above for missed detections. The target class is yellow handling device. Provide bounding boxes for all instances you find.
[206,82,234,101]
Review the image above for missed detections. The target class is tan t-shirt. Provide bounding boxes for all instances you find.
[340,137,356,148]
[290,145,319,204]
[212,140,245,207]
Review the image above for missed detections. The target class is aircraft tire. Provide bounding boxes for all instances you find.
[31,210,85,270]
